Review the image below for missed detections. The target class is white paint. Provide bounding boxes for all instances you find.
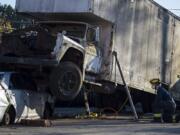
[84,45,102,74]
[0,72,54,123]
[16,0,90,13]
[51,33,63,57]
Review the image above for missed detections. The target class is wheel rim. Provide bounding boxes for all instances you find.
[4,113,10,125]
[58,71,78,95]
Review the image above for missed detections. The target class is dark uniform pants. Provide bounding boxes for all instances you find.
[162,101,176,122]
[153,101,176,123]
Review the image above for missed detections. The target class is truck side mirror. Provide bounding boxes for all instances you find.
[95,27,100,42]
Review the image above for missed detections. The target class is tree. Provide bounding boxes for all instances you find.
[0,4,13,33]
[0,3,31,32]
[0,4,15,19]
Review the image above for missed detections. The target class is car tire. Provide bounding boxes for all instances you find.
[50,62,83,101]
[2,112,11,125]
[2,108,15,125]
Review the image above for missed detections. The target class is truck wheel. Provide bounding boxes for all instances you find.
[50,62,83,101]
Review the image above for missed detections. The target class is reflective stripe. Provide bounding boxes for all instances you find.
[154,113,162,117]
[173,115,177,123]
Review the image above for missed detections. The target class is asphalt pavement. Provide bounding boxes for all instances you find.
[0,119,180,135]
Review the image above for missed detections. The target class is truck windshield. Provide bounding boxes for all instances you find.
[41,23,87,39]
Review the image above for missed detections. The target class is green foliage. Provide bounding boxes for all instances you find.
[0,3,31,32]
[0,19,13,33]
[0,4,15,20]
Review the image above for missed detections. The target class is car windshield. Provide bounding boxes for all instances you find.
[0,74,4,88]
[0,74,3,82]
[41,22,87,39]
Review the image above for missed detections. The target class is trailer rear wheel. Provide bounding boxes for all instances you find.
[50,62,83,101]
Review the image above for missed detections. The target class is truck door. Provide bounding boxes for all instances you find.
[9,73,29,120]
[84,27,102,74]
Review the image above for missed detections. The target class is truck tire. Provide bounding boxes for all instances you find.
[50,62,83,101]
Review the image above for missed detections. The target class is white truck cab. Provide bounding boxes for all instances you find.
[39,21,102,74]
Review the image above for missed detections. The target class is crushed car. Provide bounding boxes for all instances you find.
[0,72,54,125]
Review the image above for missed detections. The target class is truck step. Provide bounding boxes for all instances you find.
[84,80,102,87]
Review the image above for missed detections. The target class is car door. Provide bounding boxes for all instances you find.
[22,75,44,119]
[28,91,44,119]
[8,73,29,120]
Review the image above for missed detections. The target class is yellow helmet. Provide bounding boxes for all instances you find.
[150,78,160,85]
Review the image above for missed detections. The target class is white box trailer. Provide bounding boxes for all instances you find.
[13,0,180,101]
[16,0,117,22]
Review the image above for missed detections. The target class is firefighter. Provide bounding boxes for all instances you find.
[150,78,176,123]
